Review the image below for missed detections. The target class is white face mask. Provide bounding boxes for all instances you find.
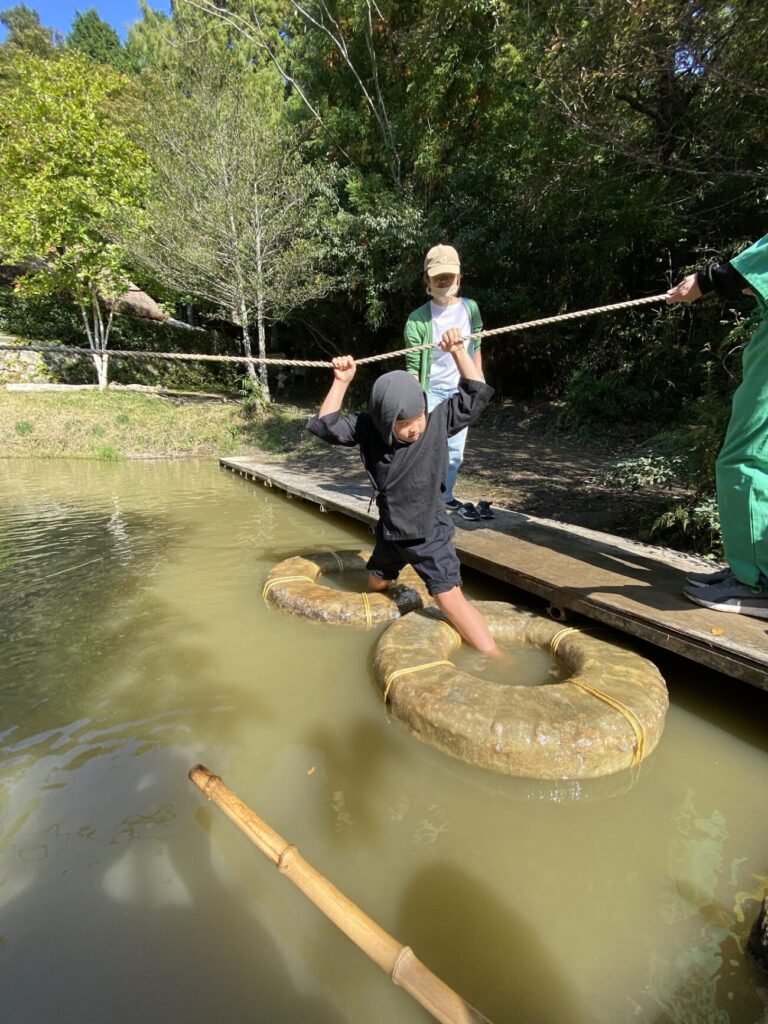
[427,281,459,304]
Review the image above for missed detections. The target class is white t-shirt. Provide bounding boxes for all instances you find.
[428,299,474,391]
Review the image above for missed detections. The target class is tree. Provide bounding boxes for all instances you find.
[122,56,336,399]
[0,4,60,55]
[68,9,128,70]
[0,51,148,387]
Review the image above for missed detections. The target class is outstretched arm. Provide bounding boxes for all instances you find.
[308,356,361,447]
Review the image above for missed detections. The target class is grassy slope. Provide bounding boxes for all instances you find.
[0,389,314,459]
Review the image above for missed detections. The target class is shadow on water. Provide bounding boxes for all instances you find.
[1,746,341,1024]
[396,861,584,1024]
[653,649,768,755]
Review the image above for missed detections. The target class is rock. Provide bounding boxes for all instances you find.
[105,284,167,322]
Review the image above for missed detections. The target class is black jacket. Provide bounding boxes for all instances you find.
[696,261,750,300]
[307,378,494,540]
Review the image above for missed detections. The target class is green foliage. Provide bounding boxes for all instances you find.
[0,389,266,458]
[651,497,723,558]
[95,444,120,460]
[68,9,128,70]
[0,51,147,304]
[14,419,33,436]
[239,375,268,416]
[0,4,60,55]
[599,454,685,492]
[240,402,318,455]
[562,370,653,430]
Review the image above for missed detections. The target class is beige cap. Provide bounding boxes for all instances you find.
[424,244,460,277]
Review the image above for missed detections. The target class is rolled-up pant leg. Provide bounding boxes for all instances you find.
[716,328,768,589]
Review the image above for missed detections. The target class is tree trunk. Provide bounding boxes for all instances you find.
[238,303,257,382]
[254,212,270,401]
[80,292,112,390]
[256,303,270,402]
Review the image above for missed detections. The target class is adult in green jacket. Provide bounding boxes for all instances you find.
[667,234,768,618]
[404,245,484,513]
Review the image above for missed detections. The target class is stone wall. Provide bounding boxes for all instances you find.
[0,340,81,385]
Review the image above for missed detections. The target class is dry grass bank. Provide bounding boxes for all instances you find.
[0,388,314,459]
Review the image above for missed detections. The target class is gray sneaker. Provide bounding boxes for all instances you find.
[683,577,768,619]
[685,566,735,588]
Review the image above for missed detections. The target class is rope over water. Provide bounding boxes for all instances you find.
[0,293,668,370]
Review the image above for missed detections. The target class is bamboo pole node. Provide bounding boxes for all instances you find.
[277,843,298,872]
[391,944,414,984]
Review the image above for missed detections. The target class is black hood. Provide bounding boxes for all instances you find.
[367,371,426,445]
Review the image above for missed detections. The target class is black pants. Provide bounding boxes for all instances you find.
[366,512,462,596]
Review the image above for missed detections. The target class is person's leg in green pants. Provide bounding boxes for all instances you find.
[683,324,768,617]
[715,323,768,591]
[668,235,768,617]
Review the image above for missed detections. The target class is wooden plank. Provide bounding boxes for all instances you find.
[220,456,768,690]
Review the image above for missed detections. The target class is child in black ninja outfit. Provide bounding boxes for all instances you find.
[307,328,498,653]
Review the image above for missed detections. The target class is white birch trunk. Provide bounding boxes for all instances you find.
[80,290,112,390]
[256,302,270,401]
[239,311,257,382]
[254,214,270,400]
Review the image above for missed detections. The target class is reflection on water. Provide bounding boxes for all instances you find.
[1,459,767,1024]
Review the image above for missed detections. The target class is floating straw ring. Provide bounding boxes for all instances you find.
[262,550,433,628]
[374,602,668,778]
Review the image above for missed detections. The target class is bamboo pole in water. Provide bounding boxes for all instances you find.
[189,764,492,1024]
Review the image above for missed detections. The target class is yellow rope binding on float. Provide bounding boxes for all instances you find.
[329,551,345,572]
[550,626,579,658]
[568,676,647,765]
[383,660,456,704]
[262,575,315,601]
[361,592,373,630]
[549,627,645,763]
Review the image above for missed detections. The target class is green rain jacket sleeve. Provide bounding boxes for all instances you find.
[731,234,768,303]
[404,311,429,385]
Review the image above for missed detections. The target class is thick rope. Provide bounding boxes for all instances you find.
[358,292,668,367]
[382,659,456,704]
[361,591,373,630]
[0,293,667,371]
[549,626,579,659]
[548,626,645,763]
[262,575,315,601]
[567,676,646,765]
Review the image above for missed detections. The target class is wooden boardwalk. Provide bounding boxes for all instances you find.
[221,455,768,691]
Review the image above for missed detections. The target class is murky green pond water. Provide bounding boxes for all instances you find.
[1,459,767,1023]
